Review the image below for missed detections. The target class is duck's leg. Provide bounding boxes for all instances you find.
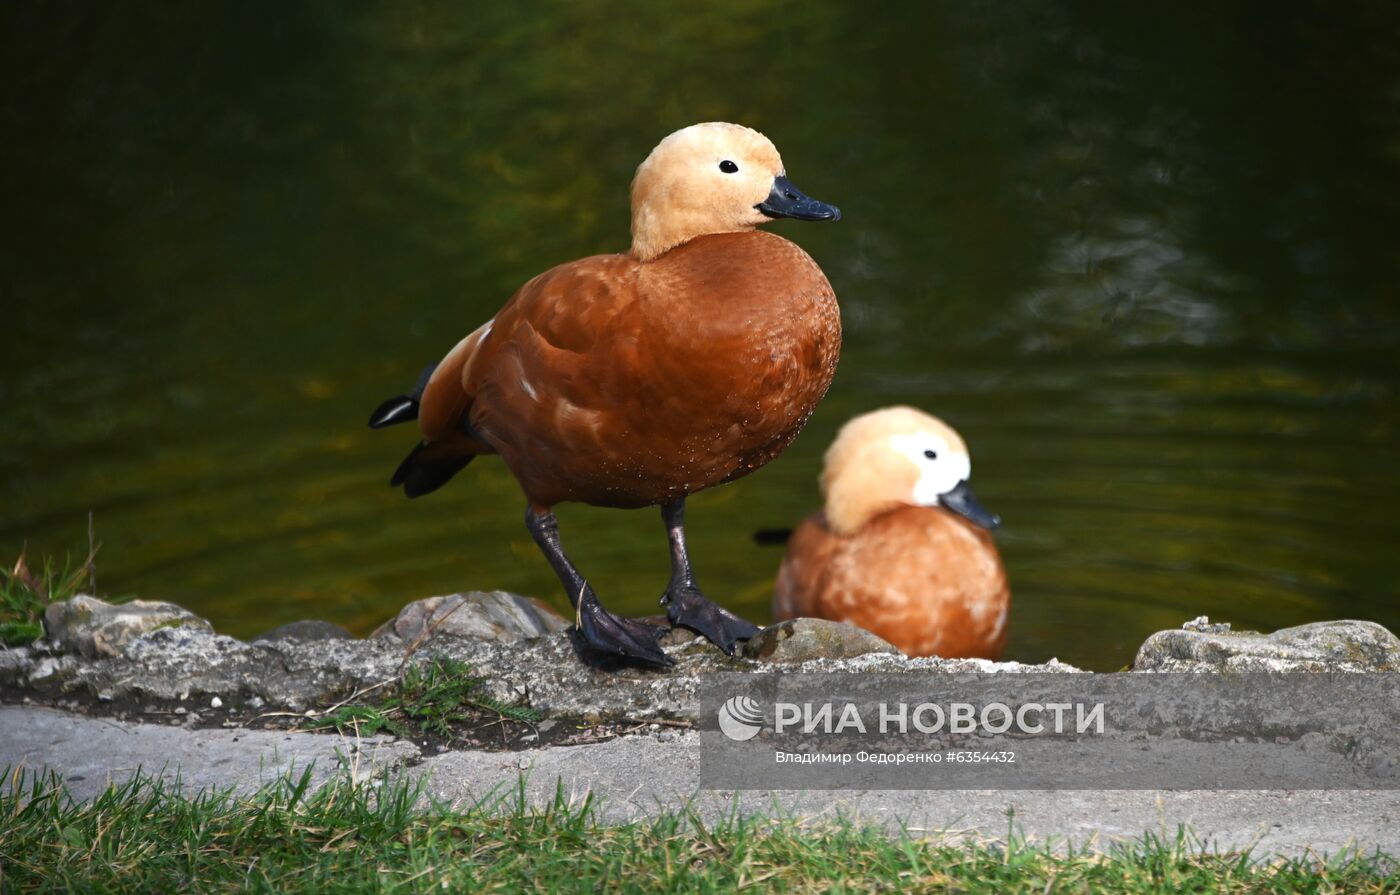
[659,499,761,655]
[525,503,672,668]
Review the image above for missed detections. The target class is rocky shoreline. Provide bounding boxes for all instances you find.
[3,592,1397,739]
[0,593,1069,742]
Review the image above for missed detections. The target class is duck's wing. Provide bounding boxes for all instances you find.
[381,254,637,500]
[463,256,642,426]
[416,255,638,439]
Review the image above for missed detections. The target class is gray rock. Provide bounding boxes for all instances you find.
[1134,619,1400,672]
[371,592,568,645]
[252,620,354,643]
[43,595,213,659]
[1181,615,1232,634]
[636,615,699,647]
[742,618,900,663]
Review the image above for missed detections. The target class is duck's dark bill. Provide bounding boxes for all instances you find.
[940,480,1001,530]
[757,175,841,221]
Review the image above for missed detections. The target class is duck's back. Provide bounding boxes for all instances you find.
[463,230,840,507]
[775,506,1009,659]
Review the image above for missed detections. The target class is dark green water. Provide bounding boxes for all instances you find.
[3,3,1398,669]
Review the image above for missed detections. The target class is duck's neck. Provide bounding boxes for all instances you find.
[629,211,754,262]
[825,493,906,536]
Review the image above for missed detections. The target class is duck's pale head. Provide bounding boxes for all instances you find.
[629,122,840,261]
[820,406,1001,535]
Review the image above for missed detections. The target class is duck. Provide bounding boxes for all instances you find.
[771,407,1009,659]
[369,122,842,668]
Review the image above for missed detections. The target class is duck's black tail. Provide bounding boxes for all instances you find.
[368,364,436,429]
[370,363,473,498]
[752,528,794,546]
[390,441,474,498]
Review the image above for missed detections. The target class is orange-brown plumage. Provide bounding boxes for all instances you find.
[418,230,839,507]
[775,507,1009,658]
[772,407,1009,659]
[372,122,842,666]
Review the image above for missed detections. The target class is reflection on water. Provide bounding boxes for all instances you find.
[2,2,1398,669]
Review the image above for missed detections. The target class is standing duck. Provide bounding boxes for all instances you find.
[772,407,1009,659]
[370,122,842,667]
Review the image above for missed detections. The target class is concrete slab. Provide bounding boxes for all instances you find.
[0,705,416,802]
[3,705,1396,857]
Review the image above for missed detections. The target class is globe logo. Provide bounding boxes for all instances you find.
[717,695,764,741]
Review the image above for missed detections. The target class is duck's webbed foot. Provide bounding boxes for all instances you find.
[659,499,760,656]
[663,580,760,655]
[576,584,673,667]
[525,503,673,669]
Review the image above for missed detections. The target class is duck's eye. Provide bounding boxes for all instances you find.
[923,449,938,460]
[719,160,739,174]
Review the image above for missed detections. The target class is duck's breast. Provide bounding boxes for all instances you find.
[776,506,1009,659]
[632,231,841,479]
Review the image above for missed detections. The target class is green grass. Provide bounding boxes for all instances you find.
[1,769,1395,894]
[313,657,542,741]
[0,546,96,646]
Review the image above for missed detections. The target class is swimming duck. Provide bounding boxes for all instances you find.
[370,122,842,668]
[772,407,1008,659]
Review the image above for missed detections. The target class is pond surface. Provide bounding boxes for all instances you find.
[3,3,1399,669]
